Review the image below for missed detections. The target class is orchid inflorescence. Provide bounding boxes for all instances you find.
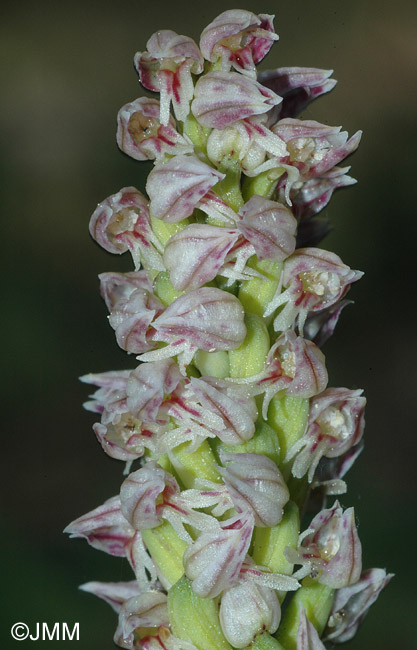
[65,10,392,650]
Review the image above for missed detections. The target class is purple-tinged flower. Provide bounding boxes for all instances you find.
[218,450,289,527]
[114,591,169,649]
[291,166,357,221]
[89,187,164,270]
[126,359,182,422]
[272,119,362,181]
[139,287,246,372]
[104,281,164,355]
[80,366,165,462]
[197,190,237,223]
[64,496,157,587]
[296,606,326,650]
[99,271,153,313]
[285,501,362,589]
[236,331,328,418]
[134,30,204,125]
[64,496,135,557]
[80,581,169,650]
[219,579,281,647]
[200,10,277,78]
[286,388,366,482]
[324,568,393,643]
[117,97,193,161]
[191,71,282,129]
[120,461,218,542]
[183,512,254,598]
[81,369,131,425]
[146,154,224,223]
[265,248,363,334]
[92,419,159,463]
[258,67,337,118]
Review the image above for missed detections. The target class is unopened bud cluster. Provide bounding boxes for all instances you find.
[66,10,391,650]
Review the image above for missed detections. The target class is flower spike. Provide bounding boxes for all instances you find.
[70,10,389,650]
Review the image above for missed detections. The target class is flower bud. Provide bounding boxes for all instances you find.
[220,580,281,648]
[218,451,289,527]
[183,512,254,598]
[120,462,179,530]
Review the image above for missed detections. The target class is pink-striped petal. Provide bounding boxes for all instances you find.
[237,195,297,261]
[163,224,239,290]
[191,71,282,129]
[126,359,182,421]
[152,287,246,352]
[147,155,224,223]
[183,512,254,598]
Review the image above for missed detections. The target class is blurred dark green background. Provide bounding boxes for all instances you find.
[2,0,416,648]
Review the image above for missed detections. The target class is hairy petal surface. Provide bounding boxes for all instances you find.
[120,462,178,530]
[237,195,297,261]
[183,512,254,598]
[219,579,281,647]
[126,359,182,421]
[218,451,289,526]
[163,224,239,290]
[152,287,246,352]
[147,155,224,223]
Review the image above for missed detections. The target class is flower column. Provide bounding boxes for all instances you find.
[65,9,392,650]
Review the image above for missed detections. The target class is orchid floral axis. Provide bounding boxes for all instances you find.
[65,10,392,650]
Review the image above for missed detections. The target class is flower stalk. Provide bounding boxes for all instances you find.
[65,9,392,649]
